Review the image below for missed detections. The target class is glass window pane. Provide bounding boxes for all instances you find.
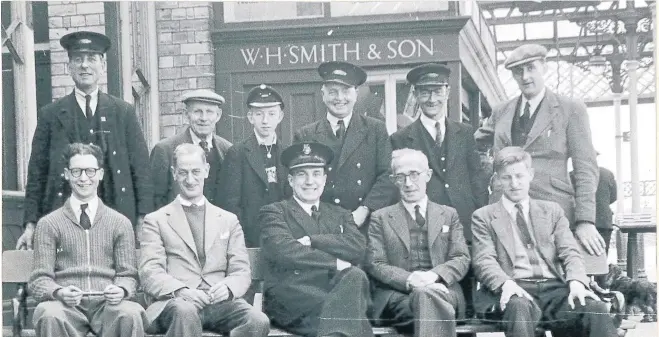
[396,81,419,130]
[357,84,386,122]
[224,2,324,23]
[331,1,448,17]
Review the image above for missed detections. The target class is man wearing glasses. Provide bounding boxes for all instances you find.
[18,31,152,249]
[366,148,470,337]
[29,143,147,337]
[218,84,289,247]
[150,89,232,210]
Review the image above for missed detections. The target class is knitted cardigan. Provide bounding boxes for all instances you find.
[28,198,138,303]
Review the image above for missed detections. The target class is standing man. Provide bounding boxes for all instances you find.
[474,44,602,257]
[294,61,395,234]
[471,146,618,337]
[18,31,152,249]
[260,142,373,337]
[218,84,289,247]
[367,149,470,337]
[29,143,146,337]
[140,144,269,337]
[391,63,488,241]
[149,89,232,210]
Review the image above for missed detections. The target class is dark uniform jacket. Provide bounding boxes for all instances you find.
[293,114,396,213]
[390,118,488,240]
[24,92,152,226]
[217,134,289,247]
[259,198,366,327]
[571,167,617,230]
[149,126,232,210]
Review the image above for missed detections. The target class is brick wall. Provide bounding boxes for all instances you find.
[156,1,214,139]
[48,1,107,100]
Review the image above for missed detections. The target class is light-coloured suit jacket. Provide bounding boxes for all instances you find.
[367,201,470,320]
[475,90,599,225]
[139,198,251,324]
[471,198,589,313]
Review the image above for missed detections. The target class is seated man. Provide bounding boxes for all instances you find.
[471,146,619,337]
[367,148,470,337]
[29,143,146,337]
[260,142,374,337]
[139,144,269,337]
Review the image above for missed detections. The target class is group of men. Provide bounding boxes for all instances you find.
[22,30,621,337]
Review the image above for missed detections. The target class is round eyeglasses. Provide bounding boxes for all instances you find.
[68,167,101,178]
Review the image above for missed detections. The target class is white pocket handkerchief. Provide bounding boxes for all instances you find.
[442,225,450,233]
[219,232,230,240]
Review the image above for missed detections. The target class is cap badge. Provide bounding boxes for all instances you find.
[79,39,92,44]
[260,93,269,98]
[259,84,267,89]
[427,73,439,78]
[303,144,311,155]
[332,69,347,76]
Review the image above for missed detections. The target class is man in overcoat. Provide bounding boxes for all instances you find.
[217,84,289,247]
[260,142,373,337]
[149,89,232,210]
[293,61,395,235]
[367,148,470,337]
[18,31,152,249]
[474,43,602,257]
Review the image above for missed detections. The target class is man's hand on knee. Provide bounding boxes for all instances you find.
[500,280,533,311]
[176,288,211,310]
[104,284,126,305]
[55,285,83,307]
[568,280,600,309]
[15,223,35,250]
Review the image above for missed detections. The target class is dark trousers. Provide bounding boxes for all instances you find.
[273,267,374,337]
[496,279,617,337]
[594,228,614,286]
[149,298,270,337]
[382,283,465,337]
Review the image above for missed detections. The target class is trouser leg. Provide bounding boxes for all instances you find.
[151,298,203,337]
[201,298,270,337]
[317,267,374,337]
[90,300,147,337]
[33,300,90,337]
[409,284,464,337]
[500,296,542,337]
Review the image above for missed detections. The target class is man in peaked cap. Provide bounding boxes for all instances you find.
[260,142,374,337]
[294,61,395,236]
[474,44,602,257]
[217,84,289,248]
[18,31,152,249]
[150,89,232,211]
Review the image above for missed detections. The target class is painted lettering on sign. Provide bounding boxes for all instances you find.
[239,38,435,67]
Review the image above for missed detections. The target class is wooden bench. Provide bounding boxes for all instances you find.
[2,249,633,337]
[616,213,657,278]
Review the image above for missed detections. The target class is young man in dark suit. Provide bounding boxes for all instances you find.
[18,31,152,249]
[217,84,289,247]
[293,61,395,234]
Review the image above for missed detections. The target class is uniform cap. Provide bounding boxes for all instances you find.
[246,84,285,109]
[406,63,451,87]
[318,61,367,87]
[281,142,334,171]
[60,31,111,54]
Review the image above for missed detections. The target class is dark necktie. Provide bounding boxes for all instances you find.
[80,204,91,230]
[85,95,93,122]
[434,121,443,147]
[311,205,320,221]
[514,203,543,278]
[520,102,531,129]
[199,140,210,156]
[414,205,425,227]
[335,119,346,140]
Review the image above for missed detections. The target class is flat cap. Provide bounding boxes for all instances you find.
[181,89,225,106]
[281,142,334,171]
[407,63,451,87]
[504,44,548,69]
[318,61,367,87]
[247,84,284,109]
[60,31,111,54]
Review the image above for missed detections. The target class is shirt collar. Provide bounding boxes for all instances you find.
[69,195,99,221]
[419,113,446,140]
[401,196,429,219]
[293,196,320,216]
[521,87,546,117]
[254,130,277,145]
[501,195,530,215]
[178,195,206,207]
[326,112,353,129]
[74,87,99,100]
[189,129,214,149]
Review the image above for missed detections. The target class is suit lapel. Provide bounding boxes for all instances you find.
[409,120,444,179]
[499,97,519,147]
[212,135,226,161]
[244,135,268,185]
[338,114,367,168]
[203,204,222,256]
[56,93,79,142]
[166,200,199,261]
[525,91,558,149]
[444,119,460,174]
[96,92,117,143]
[389,203,411,252]
[528,200,557,271]
[490,201,516,263]
[427,202,445,248]
[313,120,336,145]
[288,199,320,235]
